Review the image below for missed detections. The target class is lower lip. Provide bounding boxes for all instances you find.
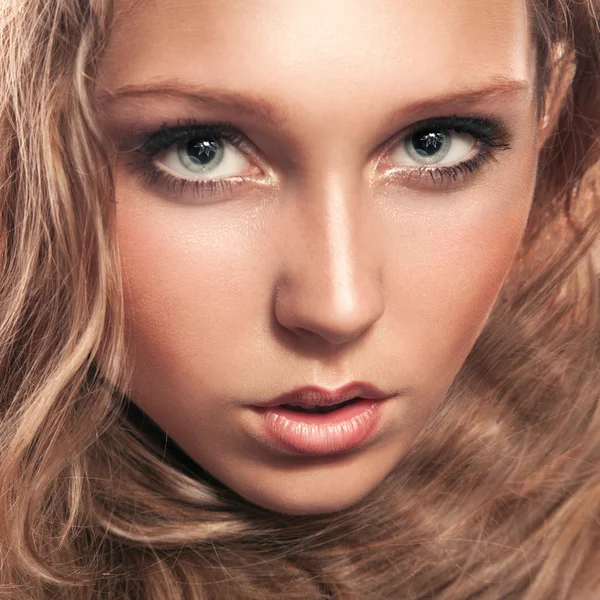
[251,398,387,456]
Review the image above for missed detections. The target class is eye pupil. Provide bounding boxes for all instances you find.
[412,131,446,157]
[187,137,220,165]
[177,136,225,173]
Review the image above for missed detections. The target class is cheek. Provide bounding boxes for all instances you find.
[382,190,531,396]
[115,195,272,399]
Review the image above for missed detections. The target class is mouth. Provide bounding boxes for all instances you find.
[251,396,388,456]
[279,397,361,414]
[250,382,394,455]
[262,381,391,410]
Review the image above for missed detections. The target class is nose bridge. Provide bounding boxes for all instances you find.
[274,170,385,346]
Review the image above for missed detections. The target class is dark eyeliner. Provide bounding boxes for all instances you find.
[125,114,512,200]
[124,119,252,201]
[407,115,511,150]
[133,120,246,157]
[392,115,512,187]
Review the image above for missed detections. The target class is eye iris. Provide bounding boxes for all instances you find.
[411,130,447,158]
[178,136,223,171]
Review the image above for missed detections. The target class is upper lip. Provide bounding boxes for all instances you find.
[261,381,392,409]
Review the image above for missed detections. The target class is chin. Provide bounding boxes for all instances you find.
[225,469,385,516]
[246,489,369,516]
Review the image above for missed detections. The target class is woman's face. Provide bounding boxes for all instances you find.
[98,0,539,514]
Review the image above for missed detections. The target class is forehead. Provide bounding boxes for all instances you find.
[99,0,535,132]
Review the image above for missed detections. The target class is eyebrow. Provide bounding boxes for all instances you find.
[98,80,287,124]
[98,76,532,127]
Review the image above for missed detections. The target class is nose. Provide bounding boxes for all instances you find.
[274,174,385,347]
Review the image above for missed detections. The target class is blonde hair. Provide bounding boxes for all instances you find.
[1,1,599,598]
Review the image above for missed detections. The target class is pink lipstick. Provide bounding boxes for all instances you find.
[251,382,392,456]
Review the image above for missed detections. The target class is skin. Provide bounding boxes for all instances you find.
[97,0,540,515]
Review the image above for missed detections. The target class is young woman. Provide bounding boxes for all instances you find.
[1,0,599,598]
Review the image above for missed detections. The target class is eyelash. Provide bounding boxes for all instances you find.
[126,120,249,200]
[125,116,511,200]
[392,115,511,187]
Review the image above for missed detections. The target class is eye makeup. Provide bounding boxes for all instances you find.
[122,115,512,201]
[386,116,512,188]
[123,119,256,201]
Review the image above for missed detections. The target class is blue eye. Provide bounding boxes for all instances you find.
[155,134,250,179]
[125,121,259,200]
[412,131,448,157]
[398,129,477,167]
[180,137,224,170]
[381,116,512,187]
[125,115,512,200]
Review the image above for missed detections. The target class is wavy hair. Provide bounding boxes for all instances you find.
[1,1,599,598]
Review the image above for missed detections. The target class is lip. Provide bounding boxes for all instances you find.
[251,381,394,456]
[262,381,391,409]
